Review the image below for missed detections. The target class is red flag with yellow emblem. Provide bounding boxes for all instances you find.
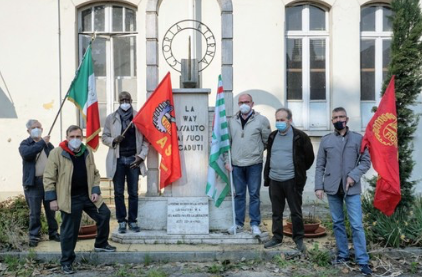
[133,72,181,189]
[361,75,400,216]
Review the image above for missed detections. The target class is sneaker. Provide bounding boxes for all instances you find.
[359,264,372,276]
[264,237,282,249]
[62,264,75,274]
[331,256,350,265]
[128,222,141,232]
[295,240,307,253]
[94,244,117,252]
[251,225,261,237]
[29,240,38,247]
[118,222,127,234]
[49,233,61,242]
[227,225,243,235]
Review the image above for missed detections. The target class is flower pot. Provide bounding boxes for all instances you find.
[78,224,97,239]
[286,219,321,234]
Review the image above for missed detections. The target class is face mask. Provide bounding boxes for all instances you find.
[239,104,251,115]
[276,122,288,132]
[120,103,131,111]
[68,138,82,151]
[30,128,42,139]
[333,121,346,130]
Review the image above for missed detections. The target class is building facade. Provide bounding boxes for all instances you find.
[0,0,421,199]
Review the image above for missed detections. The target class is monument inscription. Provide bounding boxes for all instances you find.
[177,105,206,152]
[167,197,209,234]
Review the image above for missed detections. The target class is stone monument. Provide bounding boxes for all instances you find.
[112,12,267,244]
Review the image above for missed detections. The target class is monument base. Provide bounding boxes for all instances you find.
[111,230,270,244]
[110,196,269,244]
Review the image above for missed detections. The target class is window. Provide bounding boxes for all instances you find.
[78,4,137,126]
[360,5,392,128]
[286,4,329,130]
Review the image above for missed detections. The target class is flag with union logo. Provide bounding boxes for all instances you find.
[132,72,181,189]
[361,75,400,216]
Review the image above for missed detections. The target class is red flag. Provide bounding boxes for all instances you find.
[361,75,400,216]
[133,72,181,189]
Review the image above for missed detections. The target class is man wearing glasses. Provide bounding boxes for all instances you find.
[225,93,271,236]
[102,91,149,234]
[315,107,372,276]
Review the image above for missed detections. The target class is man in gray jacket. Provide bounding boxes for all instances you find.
[315,107,372,276]
[102,91,149,234]
[225,93,271,236]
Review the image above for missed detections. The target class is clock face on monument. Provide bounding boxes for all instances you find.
[162,20,216,72]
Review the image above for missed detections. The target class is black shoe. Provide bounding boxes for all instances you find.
[62,264,75,274]
[331,256,350,265]
[94,244,117,252]
[29,240,38,247]
[118,222,127,234]
[264,238,282,249]
[128,222,141,232]
[295,240,307,253]
[49,233,61,242]
[359,264,372,275]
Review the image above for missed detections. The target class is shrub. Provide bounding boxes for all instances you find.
[0,195,30,251]
[362,194,422,247]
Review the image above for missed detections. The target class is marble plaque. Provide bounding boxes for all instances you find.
[167,197,209,235]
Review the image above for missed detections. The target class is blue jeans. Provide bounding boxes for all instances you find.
[327,194,369,265]
[232,163,262,227]
[113,156,140,223]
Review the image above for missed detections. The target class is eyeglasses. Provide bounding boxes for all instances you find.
[238,101,251,105]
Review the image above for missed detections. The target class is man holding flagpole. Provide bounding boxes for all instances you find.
[315,107,372,276]
[102,91,149,234]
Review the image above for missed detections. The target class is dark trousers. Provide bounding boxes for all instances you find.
[60,194,111,266]
[24,176,58,241]
[113,156,140,223]
[269,178,304,243]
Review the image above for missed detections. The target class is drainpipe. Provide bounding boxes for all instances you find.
[57,0,63,140]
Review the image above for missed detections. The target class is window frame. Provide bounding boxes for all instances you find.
[77,3,138,128]
[285,4,330,131]
[360,4,392,129]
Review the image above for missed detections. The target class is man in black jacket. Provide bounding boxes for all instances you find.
[263,108,314,251]
[19,119,60,247]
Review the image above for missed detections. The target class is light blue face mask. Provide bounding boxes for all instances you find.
[276,122,288,132]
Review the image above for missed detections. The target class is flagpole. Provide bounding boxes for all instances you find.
[47,35,96,136]
[121,121,134,137]
[227,148,237,235]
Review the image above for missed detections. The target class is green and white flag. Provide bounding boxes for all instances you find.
[206,75,231,207]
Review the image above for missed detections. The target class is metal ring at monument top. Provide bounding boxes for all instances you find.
[162,19,216,73]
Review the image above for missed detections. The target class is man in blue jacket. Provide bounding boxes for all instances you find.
[315,107,372,276]
[19,119,60,247]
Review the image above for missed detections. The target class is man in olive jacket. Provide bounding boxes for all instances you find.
[44,125,115,275]
[263,108,314,250]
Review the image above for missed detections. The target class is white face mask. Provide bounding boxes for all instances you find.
[30,128,42,139]
[68,138,82,151]
[239,104,251,115]
[120,103,131,111]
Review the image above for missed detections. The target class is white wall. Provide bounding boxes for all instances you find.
[0,0,421,199]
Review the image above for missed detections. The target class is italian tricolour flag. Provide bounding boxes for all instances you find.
[67,44,100,150]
